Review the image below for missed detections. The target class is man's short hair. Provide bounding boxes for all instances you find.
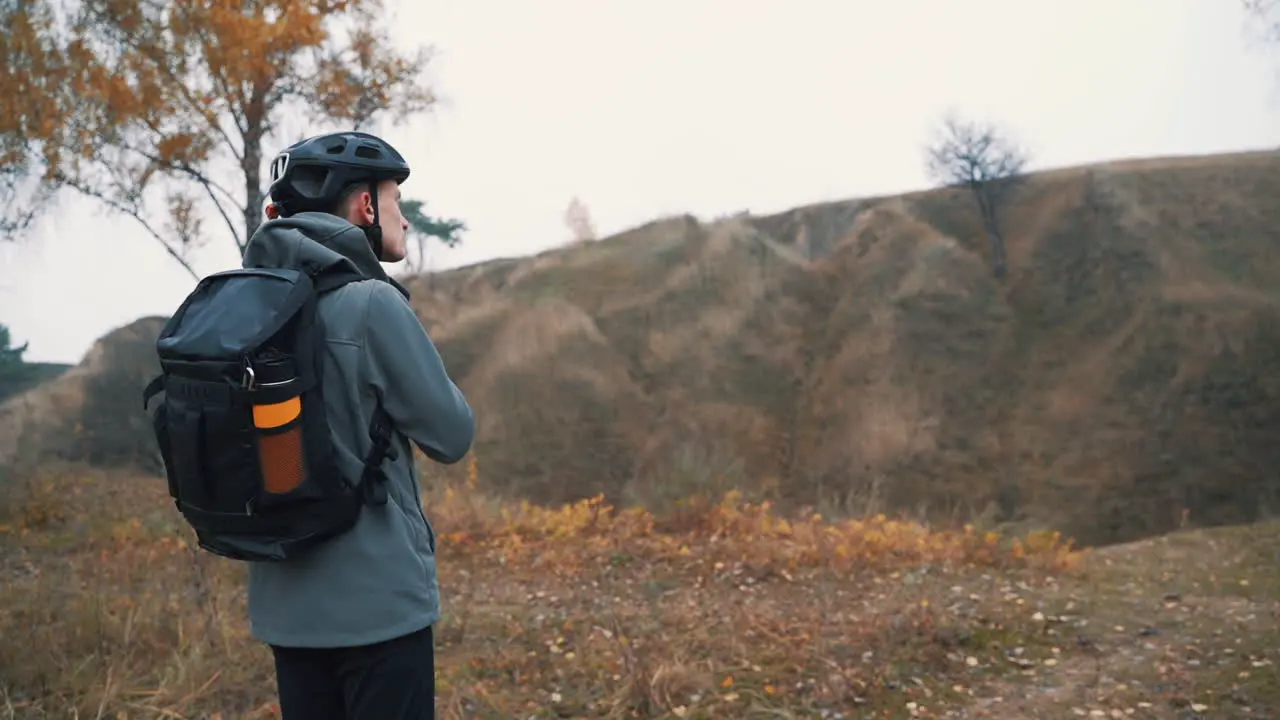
[326,182,371,217]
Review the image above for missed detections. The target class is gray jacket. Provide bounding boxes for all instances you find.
[240,211,475,648]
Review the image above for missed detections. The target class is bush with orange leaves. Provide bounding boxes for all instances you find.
[429,465,1083,577]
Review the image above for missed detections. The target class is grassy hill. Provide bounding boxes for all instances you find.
[0,462,1275,718]
[0,317,166,475]
[5,150,1280,546]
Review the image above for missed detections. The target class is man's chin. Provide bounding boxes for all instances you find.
[380,247,408,264]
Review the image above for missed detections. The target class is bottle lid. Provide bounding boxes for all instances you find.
[255,356,297,386]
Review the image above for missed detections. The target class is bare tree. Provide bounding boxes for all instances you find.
[564,196,597,244]
[924,113,1028,278]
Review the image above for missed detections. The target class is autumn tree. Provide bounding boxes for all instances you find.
[1,0,459,279]
[0,0,61,240]
[924,112,1028,278]
[564,196,597,244]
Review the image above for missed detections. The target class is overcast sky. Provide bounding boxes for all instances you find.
[3,0,1279,363]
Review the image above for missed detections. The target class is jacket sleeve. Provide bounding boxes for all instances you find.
[362,281,475,464]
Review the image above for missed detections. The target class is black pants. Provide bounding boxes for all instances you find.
[271,625,435,720]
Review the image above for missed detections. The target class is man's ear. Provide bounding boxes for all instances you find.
[355,190,377,226]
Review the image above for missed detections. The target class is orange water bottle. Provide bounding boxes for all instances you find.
[250,354,307,496]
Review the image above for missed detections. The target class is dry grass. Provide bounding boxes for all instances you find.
[2,458,1275,719]
[0,458,1068,719]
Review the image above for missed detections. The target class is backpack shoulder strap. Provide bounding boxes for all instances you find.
[142,373,166,411]
[300,263,399,507]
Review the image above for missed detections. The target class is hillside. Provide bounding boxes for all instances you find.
[0,362,71,405]
[0,316,165,474]
[5,150,1280,545]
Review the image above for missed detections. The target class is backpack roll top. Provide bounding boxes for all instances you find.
[144,267,371,562]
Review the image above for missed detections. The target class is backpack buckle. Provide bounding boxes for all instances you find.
[241,361,257,391]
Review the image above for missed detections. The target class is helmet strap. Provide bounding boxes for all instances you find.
[359,182,384,259]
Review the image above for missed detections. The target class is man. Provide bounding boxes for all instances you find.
[240,130,474,719]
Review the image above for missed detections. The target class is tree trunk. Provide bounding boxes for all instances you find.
[985,223,1008,279]
[241,137,263,250]
[971,186,1008,279]
[240,88,269,252]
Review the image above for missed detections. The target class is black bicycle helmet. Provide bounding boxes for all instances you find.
[266,131,411,256]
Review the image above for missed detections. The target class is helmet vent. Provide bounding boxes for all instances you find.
[290,166,327,197]
[354,144,383,160]
[325,140,347,154]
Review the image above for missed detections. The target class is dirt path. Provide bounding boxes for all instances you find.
[961,523,1279,720]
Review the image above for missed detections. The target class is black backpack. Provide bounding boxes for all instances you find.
[142,266,397,562]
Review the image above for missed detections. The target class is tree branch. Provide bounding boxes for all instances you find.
[60,177,200,281]
[80,2,246,162]
[126,138,241,208]
[191,172,243,250]
[119,141,245,248]
[129,146,245,248]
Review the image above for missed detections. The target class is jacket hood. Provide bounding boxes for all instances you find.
[241,211,410,298]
